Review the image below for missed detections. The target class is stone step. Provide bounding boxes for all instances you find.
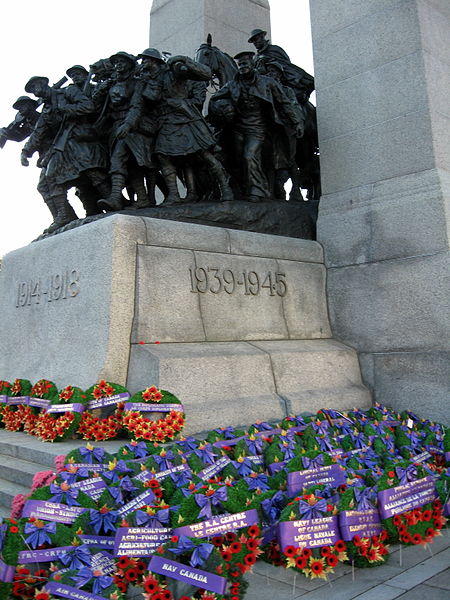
[0,454,50,488]
[0,479,31,518]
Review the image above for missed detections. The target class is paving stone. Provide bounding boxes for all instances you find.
[245,571,307,600]
[424,569,450,590]
[350,583,405,600]
[386,548,450,589]
[390,582,450,599]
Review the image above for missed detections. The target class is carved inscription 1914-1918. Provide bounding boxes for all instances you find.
[16,269,80,307]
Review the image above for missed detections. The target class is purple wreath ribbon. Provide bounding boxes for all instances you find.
[102,460,132,483]
[71,566,113,594]
[278,438,296,461]
[245,437,263,455]
[194,445,217,465]
[79,446,105,464]
[298,498,328,520]
[0,523,7,553]
[168,535,214,568]
[171,468,192,486]
[89,509,118,535]
[261,490,285,524]
[195,487,228,520]
[59,544,92,570]
[244,474,270,492]
[354,486,376,510]
[232,458,254,477]
[395,464,418,485]
[317,436,334,452]
[302,454,324,470]
[135,507,172,528]
[311,421,329,435]
[24,521,56,549]
[153,451,175,471]
[176,436,199,452]
[214,426,236,440]
[49,483,80,507]
[125,442,148,459]
[350,431,368,449]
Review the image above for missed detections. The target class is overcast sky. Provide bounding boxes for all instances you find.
[0,0,313,257]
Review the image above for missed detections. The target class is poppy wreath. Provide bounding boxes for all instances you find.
[35,385,87,442]
[2,378,32,432]
[1,516,74,567]
[275,491,348,579]
[376,459,446,545]
[7,565,51,600]
[43,566,125,600]
[78,380,130,441]
[113,555,148,595]
[24,379,59,436]
[0,379,11,426]
[337,486,389,567]
[122,387,185,443]
[65,443,115,470]
[141,534,232,600]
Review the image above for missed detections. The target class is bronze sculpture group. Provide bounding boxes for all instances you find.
[1,30,319,234]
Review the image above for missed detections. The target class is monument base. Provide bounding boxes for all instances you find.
[0,215,370,434]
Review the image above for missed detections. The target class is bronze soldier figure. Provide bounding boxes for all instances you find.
[0,96,40,149]
[140,52,233,204]
[209,51,303,202]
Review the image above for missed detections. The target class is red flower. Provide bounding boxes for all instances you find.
[334,540,346,552]
[143,576,159,593]
[9,526,19,533]
[244,553,257,565]
[230,541,242,554]
[295,556,307,569]
[327,554,338,567]
[283,545,297,557]
[310,560,324,575]
[300,548,312,558]
[247,524,260,538]
[220,549,232,561]
[392,515,402,526]
[225,532,237,542]
[246,538,259,551]
[387,471,395,478]
[412,533,423,545]
[212,535,224,546]
[125,568,138,581]
[171,535,179,543]
[320,546,331,557]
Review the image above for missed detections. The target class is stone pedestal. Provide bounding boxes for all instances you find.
[310,0,450,423]
[149,0,270,58]
[0,216,370,433]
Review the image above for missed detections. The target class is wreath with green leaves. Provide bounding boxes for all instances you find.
[78,380,129,441]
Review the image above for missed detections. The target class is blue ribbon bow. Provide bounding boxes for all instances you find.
[298,498,328,520]
[102,460,132,483]
[302,454,324,470]
[194,445,217,465]
[176,437,199,452]
[49,483,80,507]
[232,457,255,477]
[24,521,56,549]
[214,426,236,439]
[395,464,417,485]
[244,474,270,492]
[79,446,105,464]
[261,490,285,524]
[311,421,329,436]
[245,437,263,455]
[71,566,113,594]
[354,486,376,510]
[89,509,118,535]
[170,468,192,486]
[168,535,214,568]
[153,451,175,471]
[59,545,92,570]
[125,441,148,459]
[195,487,228,520]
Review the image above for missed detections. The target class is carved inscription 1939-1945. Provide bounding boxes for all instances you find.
[189,266,287,297]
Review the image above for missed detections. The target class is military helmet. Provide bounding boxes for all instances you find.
[12,96,38,111]
[24,76,49,93]
[234,51,255,61]
[248,28,267,43]
[66,64,89,78]
[138,48,165,63]
[109,51,136,66]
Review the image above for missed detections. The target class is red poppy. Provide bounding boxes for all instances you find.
[247,524,260,538]
[225,532,237,542]
[230,541,242,554]
[327,554,338,567]
[295,556,307,569]
[412,533,423,545]
[334,540,346,552]
[300,548,312,558]
[283,545,297,557]
[310,561,324,575]
[320,546,331,557]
